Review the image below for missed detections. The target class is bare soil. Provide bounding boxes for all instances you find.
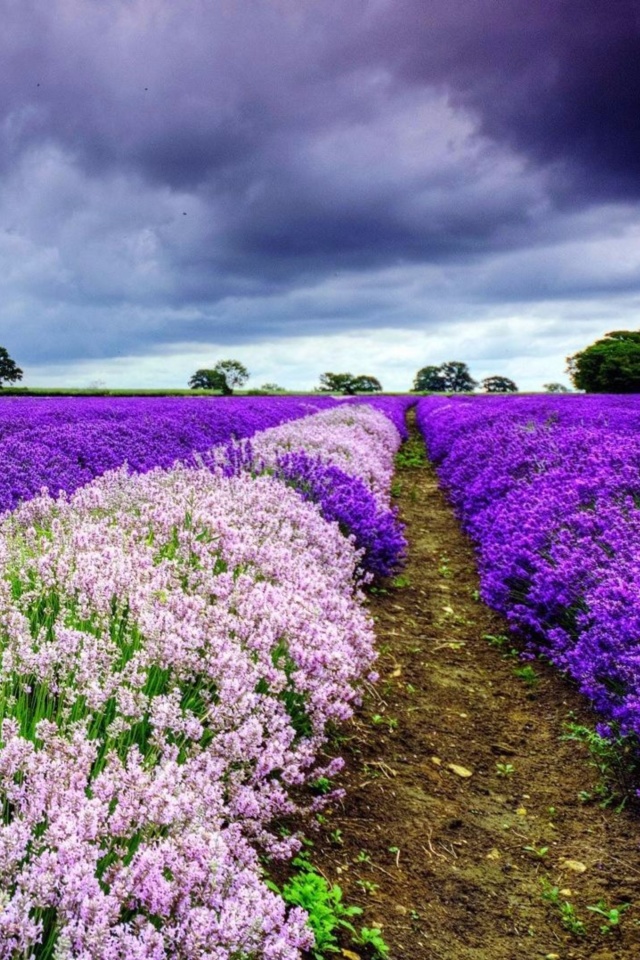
[304,413,640,960]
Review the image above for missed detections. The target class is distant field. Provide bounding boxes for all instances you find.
[0,386,271,396]
[0,387,395,397]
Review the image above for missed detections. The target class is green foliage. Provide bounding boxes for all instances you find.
[561,721,640,809]
[311,776,332,795]
[394,438,427,467]
[586,899,630,934]
[189,360,249,393]
[412,361,477,393]
[495,762,515,777]
[371,713,397,730]
[483,633,509,648]
[412,364,446,392]
[328,828,344,846]
[316,373,382,394]
[523,844,549,858]
[541,878,630,938]
[481,375,518,393]
[559,901,586,936]
[277,856,390,958]
[540,878,560,904]
[540,880,585,936]
[355,927,390,957]
[188,368,227,391]
[356,879,379,895]
[260,382,287,393]
[543,382,570,393]
[391,574,411,588]
[567,330,640,393]
[513,664,538,686]
[272,855,363,958]
[0,346,23,387]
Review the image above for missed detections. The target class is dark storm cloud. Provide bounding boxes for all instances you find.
[350,0,640,200]
[0,0,638,376]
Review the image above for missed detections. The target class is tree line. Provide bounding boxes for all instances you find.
[186,332,640,394]
[188,360,552,395]
[1,330,639,393]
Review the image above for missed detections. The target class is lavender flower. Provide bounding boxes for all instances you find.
[0,399,410,957]
[417,394,640,742]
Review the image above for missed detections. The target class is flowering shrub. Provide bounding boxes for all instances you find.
[0,400,409,957]
[0,395,345,515]
[274,451,406,579]
[206,404,408,579]
[344,395,413,440]
[250,403,405,504]
[0,466,375,956]
[417,394,640,740]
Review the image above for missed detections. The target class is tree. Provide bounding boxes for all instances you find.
[316,372,382,394]
[317,372,356,394]
[260,382,286,393]
[189,360,249,395]
[412,361,477,393]
[543,382,569,393]
[0,347,23,388]
[567,331,640,393]
[189,369,227,391]
[412,365,447,392]
[481,375,518,393]
[349,375,382,394]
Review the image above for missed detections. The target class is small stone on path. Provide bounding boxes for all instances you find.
[448,763,473,778]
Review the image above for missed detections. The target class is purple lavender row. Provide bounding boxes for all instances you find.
[0,396,344,515]
[417,394,640,741]
[345,394,414,439]
[0,402,405,956]
[0,395,413,516]
[213,403,409,579]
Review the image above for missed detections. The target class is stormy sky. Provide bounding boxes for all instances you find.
[1,0,639,390]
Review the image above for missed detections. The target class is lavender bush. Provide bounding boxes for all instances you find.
[417,394,640,741]
[208,403,409,580]
[274,452,406,579]
[0,401,408,957]
[0,396,345,515]
[344,395,414,440]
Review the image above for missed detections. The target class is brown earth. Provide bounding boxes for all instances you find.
[301,414,640,960]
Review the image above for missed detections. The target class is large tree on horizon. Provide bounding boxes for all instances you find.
[0,347,23,388]
[316,372,382,394]
[189,360,249,394]
[413,361,477,393]
[567,331,640,393]
[481,375,518,393]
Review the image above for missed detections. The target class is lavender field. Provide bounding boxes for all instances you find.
[0,395,344,516]
[0,397,410,958]
[5,390,640,958]
[418,394,640,743]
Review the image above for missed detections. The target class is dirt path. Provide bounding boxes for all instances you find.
[308,414,640,960]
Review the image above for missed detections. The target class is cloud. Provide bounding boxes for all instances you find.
[351,0,640,200]
[0,0,638,389]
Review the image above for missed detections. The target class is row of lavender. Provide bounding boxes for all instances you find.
[0,400,408,958]
[0,395,348,516]
[0,394,408,517]
[417,394,640,742]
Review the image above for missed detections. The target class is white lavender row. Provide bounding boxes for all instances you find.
[0,402,405,958]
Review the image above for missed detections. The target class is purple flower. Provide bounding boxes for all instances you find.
[417,394,640,742]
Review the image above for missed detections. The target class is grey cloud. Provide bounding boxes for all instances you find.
[350,0,640,200]
[0,0,638,381]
